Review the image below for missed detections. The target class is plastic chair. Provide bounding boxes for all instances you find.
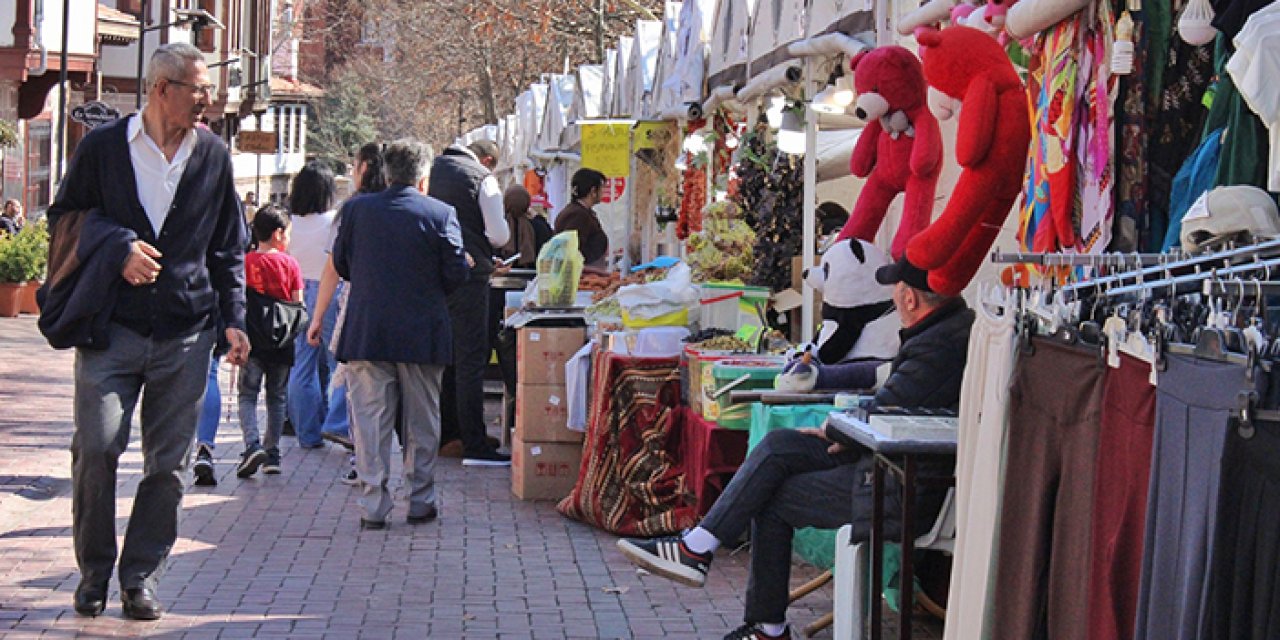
[832,488,956,639]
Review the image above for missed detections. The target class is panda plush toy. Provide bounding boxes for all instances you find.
[801,238,901,365]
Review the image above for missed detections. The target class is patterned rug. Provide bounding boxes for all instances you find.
[557,351,697,536]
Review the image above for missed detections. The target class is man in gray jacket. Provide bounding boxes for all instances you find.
[618,257,974,640]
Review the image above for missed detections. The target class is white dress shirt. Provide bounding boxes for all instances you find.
[127,114,197,235]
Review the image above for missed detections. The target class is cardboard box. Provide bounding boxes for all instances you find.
[511,435,583,501]
[515,383,582,443]
[517,327,587,386]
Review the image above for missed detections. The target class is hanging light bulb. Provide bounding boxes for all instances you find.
[776,106,806,156]
[812,68,853,115]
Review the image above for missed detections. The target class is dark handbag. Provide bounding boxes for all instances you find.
[244,288,309,363]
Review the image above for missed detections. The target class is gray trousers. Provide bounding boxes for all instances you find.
[345,360,444,522]
[72,324,214,590]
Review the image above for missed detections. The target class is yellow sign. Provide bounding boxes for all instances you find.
[580,122,632,178]
[634,121,676,151]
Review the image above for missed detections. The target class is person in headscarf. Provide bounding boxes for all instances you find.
[496,185,552,269]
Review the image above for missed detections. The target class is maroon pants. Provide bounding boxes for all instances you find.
[993,339,1107,640]
[1087,354,1157,640]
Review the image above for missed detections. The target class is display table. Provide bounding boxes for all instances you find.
[557,350,695,536]
[826,411,957,640]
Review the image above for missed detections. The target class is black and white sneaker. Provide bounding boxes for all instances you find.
[192,444,216,487]
[616,535,712,587]
[722,623,793,640]
[236,444,267,478]
[339,466,359,485]
[262,448,281,475]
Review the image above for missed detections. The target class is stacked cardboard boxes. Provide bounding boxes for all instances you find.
[512,326,587,500]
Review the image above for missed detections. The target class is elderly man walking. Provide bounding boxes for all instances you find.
[43,43,249,620]
[332,139,470,530]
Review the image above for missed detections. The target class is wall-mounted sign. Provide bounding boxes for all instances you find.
[70,101,121,129]
[237,130,277,154]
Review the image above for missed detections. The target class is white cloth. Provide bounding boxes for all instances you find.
[564,342,594,432]
[290,209,338,280]
[1228,8,1280,191]
[126,114,196,235]
[943,291,1016,640]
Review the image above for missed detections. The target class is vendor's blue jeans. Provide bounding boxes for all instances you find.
[288,279,339,447]
[196,356,221,448]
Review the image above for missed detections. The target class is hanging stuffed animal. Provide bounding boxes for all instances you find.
[800,238,900,365]
[904,26,1031,296]
[835,46,943,260]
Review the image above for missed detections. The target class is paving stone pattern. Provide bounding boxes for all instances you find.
[0,316,942,639]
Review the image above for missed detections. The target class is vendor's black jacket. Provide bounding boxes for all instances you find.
[44,115,247,344]
[873,297,974,410]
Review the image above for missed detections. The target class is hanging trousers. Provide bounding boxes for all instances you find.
[944,302,1016,640]
[1086,353,1157,640]
[992,338,1106,640]
[1206,415,1280,640]
[1133,354,1256,640]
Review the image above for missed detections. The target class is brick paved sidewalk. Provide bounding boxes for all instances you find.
[0,316,947,639]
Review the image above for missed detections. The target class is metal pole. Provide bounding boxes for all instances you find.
[56,0,69,180]
[136,0,147,110]
[801,61,817,344]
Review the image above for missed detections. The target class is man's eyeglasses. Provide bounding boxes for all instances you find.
[167,79,216,96]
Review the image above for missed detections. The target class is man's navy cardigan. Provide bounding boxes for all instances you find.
[45,115,246,343]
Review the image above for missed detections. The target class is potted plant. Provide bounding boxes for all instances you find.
[18,221,48,314]
[0,225,41,317]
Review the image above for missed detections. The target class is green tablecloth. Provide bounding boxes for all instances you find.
[748,402,839,569]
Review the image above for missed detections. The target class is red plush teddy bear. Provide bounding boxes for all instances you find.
[905,25,1030,296]
[835,45,942,260]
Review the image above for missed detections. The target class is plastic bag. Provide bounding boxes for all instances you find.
[535,231,584,307]
[615,262,698,320]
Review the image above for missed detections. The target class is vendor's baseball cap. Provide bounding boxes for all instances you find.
[875,256,932,292]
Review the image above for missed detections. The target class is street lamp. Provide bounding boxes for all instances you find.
[134,5,225,109]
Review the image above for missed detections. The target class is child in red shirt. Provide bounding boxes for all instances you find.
[237,205,305,478]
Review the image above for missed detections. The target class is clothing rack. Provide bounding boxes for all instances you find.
[1059,239,1280,299]
[1099,258,1280,298]
[989,250,1181,267]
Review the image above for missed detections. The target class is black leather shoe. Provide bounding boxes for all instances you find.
[73,580,107,617]
[359,518,387,531]
[121,587,162,620]
[407,505,438,525]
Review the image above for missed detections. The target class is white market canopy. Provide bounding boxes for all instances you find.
[623,20,663,118]
[646,1,684,120]
[533,74,578,158]
[609,35,636,117]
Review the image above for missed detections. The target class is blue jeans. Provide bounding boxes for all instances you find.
[196,356,221,448]
[321,379,350,439]
[288,279,339,447]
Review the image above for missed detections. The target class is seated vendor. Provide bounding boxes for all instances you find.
[617,256,974,640]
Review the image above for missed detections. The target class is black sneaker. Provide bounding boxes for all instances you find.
[462,449,511,467]
[616,535,713,587]
[339,465,359,485]
[723,623,792,640]
[236,444,267,478]
[192,444,216,487]
[262,448,281,475]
